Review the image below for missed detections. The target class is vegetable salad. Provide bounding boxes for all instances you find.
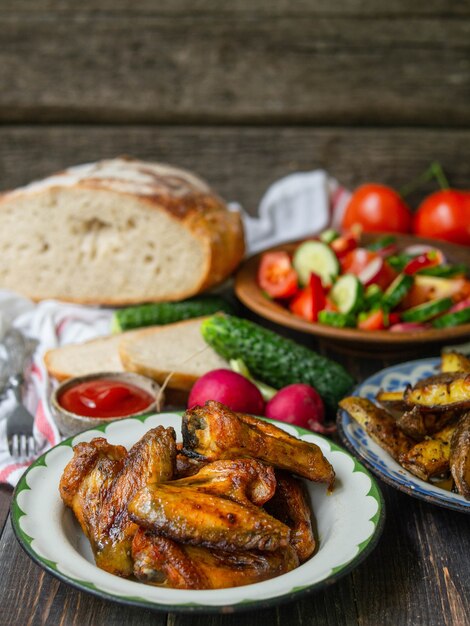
[257,231,470,331]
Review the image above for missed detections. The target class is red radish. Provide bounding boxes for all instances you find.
[448,296,470,313]
[358,257,396,290]
[265,384,334,434]
[375,243,398,257]
[389,322,429,332]
[403,245,446,264]
[358,257,385,286]
[188,369,265,415]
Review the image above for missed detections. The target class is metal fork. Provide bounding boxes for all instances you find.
[6,374,37,460]
[2,328,38,460]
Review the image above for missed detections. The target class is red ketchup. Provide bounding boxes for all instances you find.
[59,379,154,418]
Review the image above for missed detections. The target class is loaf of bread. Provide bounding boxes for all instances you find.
[0,158,245,304]
[44,318,228,390]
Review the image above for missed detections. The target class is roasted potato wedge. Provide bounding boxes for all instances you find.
[441,351,470,374]
[339,397,413,461]
[404,373,470,412]
[375,390,406,413]
[400,423,456,481]
[396,407,455,441]
[395,407,428,441]
[450,413,470,500]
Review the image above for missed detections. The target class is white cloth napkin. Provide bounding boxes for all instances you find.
[0,169,351,486]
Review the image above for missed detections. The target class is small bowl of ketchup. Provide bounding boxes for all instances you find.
[51,372,162,436]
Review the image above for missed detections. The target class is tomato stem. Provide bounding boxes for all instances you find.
[400,161,450,198]
[429,161,450,190]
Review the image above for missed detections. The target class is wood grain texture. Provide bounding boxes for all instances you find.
[1,479,468,625]
[0,486,12,535]
[0,14,469,125]
[1,125,469,211]
[2,1,470,16]
[1,347,469,624]
[352,488,470,626]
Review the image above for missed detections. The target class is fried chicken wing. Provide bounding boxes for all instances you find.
[129,482,290,552]
[59,438,127,543]
[60,426,176,577]
[132,529,299,589]
[175,442,207,478]
[264,471,316,563]
[171,458,276,506]
[182,401,335,488]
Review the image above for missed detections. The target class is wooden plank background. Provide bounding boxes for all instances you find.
[0,4,470,624]
[0,0,469,213]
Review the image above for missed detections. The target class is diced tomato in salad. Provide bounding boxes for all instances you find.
[256,230,470,332]
[289,273,326,322]
[258,251,298,299]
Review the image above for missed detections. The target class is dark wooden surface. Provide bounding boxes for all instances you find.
[1,126,470,210]
[0,337,469,626]
[1,1,470,624]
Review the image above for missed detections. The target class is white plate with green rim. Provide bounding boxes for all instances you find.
[11,412,385,614]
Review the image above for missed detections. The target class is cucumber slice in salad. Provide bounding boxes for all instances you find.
[293,241,340,287]
[330,274,364,314]
[432,306,470,328]
[401,297,453,323]
[382,274,414,310]
[318,310,356,328]
[319,228,340,244]
[364,284,383,308]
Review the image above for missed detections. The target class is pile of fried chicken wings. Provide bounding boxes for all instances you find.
[59,400,335,589]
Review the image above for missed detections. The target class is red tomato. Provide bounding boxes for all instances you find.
[330,232,359,258]
[358,309,386,331]
[289,273,326,322]
[258,252,298,298]
[403,252,440,275]
[343,184,412,234]
[289,287,313,321]
[413,190,470,246]
[341,248,377,274]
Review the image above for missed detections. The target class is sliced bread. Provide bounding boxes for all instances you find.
[44,333,129,382]
[119,317,228,391]
[0,158,245,304]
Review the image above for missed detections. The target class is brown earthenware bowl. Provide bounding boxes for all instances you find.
[235,233,470,357]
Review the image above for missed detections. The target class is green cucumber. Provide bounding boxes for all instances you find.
[432,306,470,329]
[367,235,396,251]
[318,310,356,328]
[364,284,383,309]
[330,274,364,314]
[201,314,354,415]
[418,264,468,278]
[319,228,340,244]
[111,296,233,332]
[229,358,277,401]
[293,241,340,287]
[401,297,453,323]
[382,274,414,310]
[387,254,414,272]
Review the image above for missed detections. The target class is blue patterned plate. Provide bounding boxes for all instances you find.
[337,358,470,513]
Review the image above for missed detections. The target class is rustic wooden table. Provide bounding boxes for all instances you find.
[0,330,469,626]
[1,1,470,624]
